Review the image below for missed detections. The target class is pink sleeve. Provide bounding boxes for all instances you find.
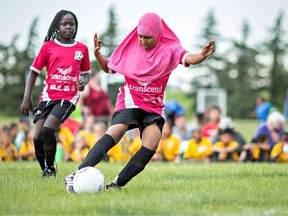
[174,46,189,67]
[179,50,190,67]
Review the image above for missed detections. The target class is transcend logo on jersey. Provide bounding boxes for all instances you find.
[128,84,163,93]
[51,74,78,82]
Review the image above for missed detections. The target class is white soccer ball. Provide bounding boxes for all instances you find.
[73,167,105,194]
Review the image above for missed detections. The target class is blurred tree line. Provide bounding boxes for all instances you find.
[0,8,287,118]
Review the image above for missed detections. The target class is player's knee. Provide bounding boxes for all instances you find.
[41,127,55,139]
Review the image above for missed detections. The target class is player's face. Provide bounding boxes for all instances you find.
[138,35,156,50]
[59,13,76,43]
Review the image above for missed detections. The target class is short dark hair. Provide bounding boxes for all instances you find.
[219,128,234,135]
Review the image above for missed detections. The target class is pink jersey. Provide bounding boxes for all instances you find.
[113,50,188,115]
[30,40,91,105]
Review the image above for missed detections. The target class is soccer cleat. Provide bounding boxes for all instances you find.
[106,182,121,191]
[41,167,57,177]
[64,173,75,194]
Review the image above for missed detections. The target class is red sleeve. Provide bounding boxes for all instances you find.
[80,45,91,74]
[30,43,47,73]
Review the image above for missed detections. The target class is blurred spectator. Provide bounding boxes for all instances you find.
[156,122,180,162]
[270,132,288,162]
[9,123,19,147]
[254,96,274,122]
[70,134,90,162]
[201,106,221,140]
[79,72,112,126]
[238,134,270,162]
[173,115,192,141]
[77,115,97,149]
[183,127,212,162]
[107,133,131,162]
[94,121,108,144]
[57,126,75,161]
[164,100,185,126]
[172,115,192,157]
[14,116,30,150]
[128,129,142,155]
[189,112,205,131]
[151,143,163,162]
[211,128,239,162]
[210,116,246,153]
[0,126,18,161]
[253,111,285,149]
[18,127,35,161]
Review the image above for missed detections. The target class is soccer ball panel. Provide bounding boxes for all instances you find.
[73,167,105,194]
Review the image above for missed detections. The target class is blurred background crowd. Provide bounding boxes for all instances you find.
[1,74,288,163]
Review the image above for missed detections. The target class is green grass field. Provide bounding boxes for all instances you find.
[1,161,287,215]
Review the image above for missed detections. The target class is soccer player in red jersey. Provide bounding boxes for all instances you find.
[19,10,91,177]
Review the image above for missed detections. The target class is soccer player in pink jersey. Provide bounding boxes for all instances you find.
[65,12,215,192]
[19,10,91,177]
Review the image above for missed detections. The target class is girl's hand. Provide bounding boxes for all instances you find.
[202,40,216,57]
[94,33,102,56]
[19,98,33,116]
[77,73,90,92]
[77,79,85,92]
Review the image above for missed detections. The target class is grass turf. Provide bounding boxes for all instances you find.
[0,161,287,215]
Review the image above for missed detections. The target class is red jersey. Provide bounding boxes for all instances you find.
[30,40,91,105]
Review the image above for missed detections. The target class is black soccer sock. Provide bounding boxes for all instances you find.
[34,139,45,171]
[78,134,116,169]
[42,127,57,169]
[116,146,155,187]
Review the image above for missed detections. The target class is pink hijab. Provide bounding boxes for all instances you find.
[107,13,184,82]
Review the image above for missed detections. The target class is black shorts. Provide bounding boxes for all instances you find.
[111,108,165,137]
[33,100,75,124]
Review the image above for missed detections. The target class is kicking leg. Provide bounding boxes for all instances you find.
[111,122,161,188]
[79,124,129,169]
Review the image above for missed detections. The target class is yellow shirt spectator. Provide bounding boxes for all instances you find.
[184,137,212,160]
[70,134,89,162]
[108,134,131,162]
[213,140,239,161]
[129,135,142,155]
[78,129,97,149]
[18,127,35,161]
[58,126,75,154]
[271,142,288,162]
[2,143,18,161]
[19,140,35,161]
[1,129,18,161]
[271,132,288,162]
[159,134,180,161]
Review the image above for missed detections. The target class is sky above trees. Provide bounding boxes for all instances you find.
[0,0,287,52]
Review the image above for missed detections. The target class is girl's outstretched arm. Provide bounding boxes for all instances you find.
[93,33,109,73]
[185,40,216,65]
